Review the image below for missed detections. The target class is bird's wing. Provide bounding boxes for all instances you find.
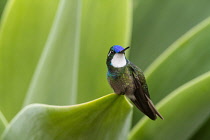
[129,62,164,120]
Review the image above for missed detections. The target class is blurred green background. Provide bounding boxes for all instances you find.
[0,0,210,139]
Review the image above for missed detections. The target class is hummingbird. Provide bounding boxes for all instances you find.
[106,45,163,120]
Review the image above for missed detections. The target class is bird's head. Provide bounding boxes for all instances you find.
[107,45,130,68]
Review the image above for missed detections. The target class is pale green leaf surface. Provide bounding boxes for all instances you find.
[0,0,59,120]
[130,0,210,69]
[0,111,8,136]
[129,72,210,140]
[77,0,132,103]
[24,0,81,106]
[132,17,210,124]
[3,94,132,140]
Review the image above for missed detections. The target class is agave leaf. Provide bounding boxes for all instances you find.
[3,94,132,140]
[129,72,210,140]
[132,17,210,124]
[0,0,7,19]
[24,0,82,106]
[77,0,132,103]
[24,0,132,105]
[146,17,210,103]
[0,111,8,136]
[189,117,210,140]
[0,0,59,120]
[131,0,210,69]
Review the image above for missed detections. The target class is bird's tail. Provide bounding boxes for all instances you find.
[130,94,164,120]
[145,95,164,120]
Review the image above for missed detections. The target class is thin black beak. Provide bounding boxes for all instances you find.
[119,47,130,53]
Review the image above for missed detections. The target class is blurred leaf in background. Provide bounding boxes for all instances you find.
[24,0,132,108]
[0,0,7,19]
[24,0,82,106]
[129,72,210,140]
[0,0,59,120]
[131,0,210,69]
[77,0,132,103]
[131,0,210,126]
[146,17,210,104]
[0,111,7,135]
[190,118,210,140]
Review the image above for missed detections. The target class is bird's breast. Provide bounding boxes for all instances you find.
[107,67,135,95]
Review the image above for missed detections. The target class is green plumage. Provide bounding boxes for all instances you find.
[106,46,163,120]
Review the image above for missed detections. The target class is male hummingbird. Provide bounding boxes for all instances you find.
[106,45,163,120]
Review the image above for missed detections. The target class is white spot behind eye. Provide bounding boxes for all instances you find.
[111,53,126,67]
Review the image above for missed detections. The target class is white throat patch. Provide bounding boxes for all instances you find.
[111,53,126,68]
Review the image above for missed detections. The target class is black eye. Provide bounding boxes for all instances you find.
[108,50,114,56]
